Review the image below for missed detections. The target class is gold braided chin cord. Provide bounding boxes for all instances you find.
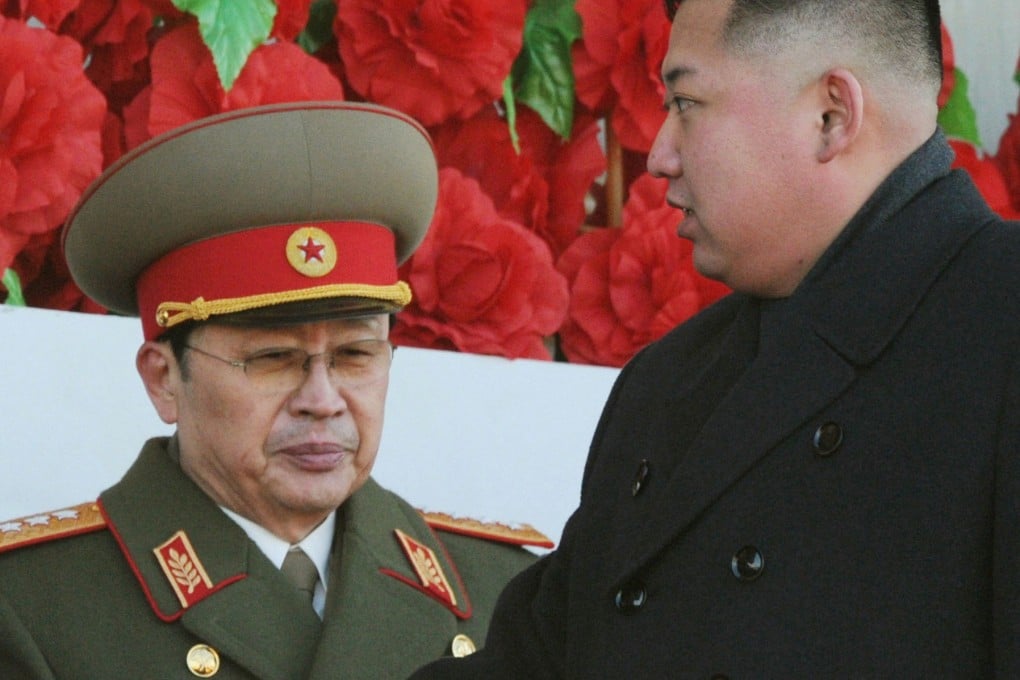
[155,282,412,329]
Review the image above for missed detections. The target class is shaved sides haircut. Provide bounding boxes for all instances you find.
[664,0,943,98]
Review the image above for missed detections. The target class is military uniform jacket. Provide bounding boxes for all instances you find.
[412,134,1020,679]
[0,437,542,679]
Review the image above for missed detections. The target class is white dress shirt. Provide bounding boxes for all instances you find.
[220,506,335,618]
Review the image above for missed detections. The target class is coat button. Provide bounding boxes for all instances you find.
[450,634,477,657]
[186,644,220,677]
[632,459,651,496]
[812,422,843,456]
[614,581,647,613]
[731,546,765,581]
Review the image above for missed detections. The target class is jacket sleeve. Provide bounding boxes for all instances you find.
[0,589,57,680]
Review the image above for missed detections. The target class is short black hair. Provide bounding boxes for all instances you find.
[663,0,942,89]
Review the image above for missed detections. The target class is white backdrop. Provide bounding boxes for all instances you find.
[0,305,618,546]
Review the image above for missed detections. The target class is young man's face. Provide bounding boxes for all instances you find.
[648,0,830,298]
[152,315,391,542]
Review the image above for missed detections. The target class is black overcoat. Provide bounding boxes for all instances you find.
[413,135,1020,678]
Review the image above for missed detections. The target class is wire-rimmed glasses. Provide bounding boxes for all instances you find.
[183,338,393,392]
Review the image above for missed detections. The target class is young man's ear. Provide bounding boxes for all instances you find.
[136,342,180,425]
[816,67,864,163]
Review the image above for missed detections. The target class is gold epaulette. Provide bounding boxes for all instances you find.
[420,510,554,549]
[0,502,106,555]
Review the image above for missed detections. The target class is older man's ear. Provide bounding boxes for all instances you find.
[137,342,179,425]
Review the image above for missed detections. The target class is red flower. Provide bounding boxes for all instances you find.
[556,174,730,367]
[7,0,79,26]
[0,229,29,282]
[133,23,343,142]
[392,168,569,360]
[938,22,955,109]
[335,0,528,126]
[431,106,606,258]
[950,139,1020,220]
[572,0,669,153]
[272,0,312,42]
[136,0,182,18]
[99,109,127,168]
[0,15,105,271]
[7,229,104,312]
[66,0,154,101]
[14,1,155,111]
[994,87,1020,213]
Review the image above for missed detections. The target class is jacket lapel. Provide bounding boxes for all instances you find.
[619,304,856,577]
[309,479,462,680]
[101,438,321,680]
[178,545,322,680]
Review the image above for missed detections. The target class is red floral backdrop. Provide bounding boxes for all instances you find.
[1,0,1017,368]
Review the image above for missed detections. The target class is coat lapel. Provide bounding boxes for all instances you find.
[178,545,322,680]
[614,149,995,583]
[619,303,857,577]
[308,479,463,680]
[101,438,321,680]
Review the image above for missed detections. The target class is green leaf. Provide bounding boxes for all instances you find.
[2,268,26,306]
[938,67,983,148]
[510,0,582,141]
[296,0,336,55]
[172,0,276,92]
[503,76,521,153]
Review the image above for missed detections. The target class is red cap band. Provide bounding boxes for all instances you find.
[137,221,404,340]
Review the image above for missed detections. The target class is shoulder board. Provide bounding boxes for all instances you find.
[420,510,554,549]
[0,501,106,555]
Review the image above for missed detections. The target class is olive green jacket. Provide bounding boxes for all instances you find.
[0,437,541,679]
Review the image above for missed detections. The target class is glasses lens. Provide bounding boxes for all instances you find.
[242,340,392,392]
[332,339,393,386]
[243,349,306,390]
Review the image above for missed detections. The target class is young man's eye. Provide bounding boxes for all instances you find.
[672,97,694,113]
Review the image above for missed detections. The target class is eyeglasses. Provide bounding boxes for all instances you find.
[183,338,393,392]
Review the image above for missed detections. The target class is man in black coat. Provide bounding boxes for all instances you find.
[411,0,1020,677]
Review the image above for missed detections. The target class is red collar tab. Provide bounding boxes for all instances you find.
[153,530,216,610]
[394,528,458,609]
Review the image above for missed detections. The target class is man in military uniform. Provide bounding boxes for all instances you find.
[0,102,548,679]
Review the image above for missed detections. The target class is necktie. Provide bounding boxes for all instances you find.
[281,547,319,608]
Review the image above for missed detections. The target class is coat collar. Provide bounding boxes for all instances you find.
[100,438,472,679]
[101,437,322,679]
[309,478,468,680]
[793,131,997,366]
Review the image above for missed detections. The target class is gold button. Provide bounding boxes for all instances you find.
[450,633,476,658]
[187,644,220,677]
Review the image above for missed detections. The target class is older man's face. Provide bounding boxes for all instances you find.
[155,315,391,542]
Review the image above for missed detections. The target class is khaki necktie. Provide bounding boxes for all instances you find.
[281,547,319,609]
